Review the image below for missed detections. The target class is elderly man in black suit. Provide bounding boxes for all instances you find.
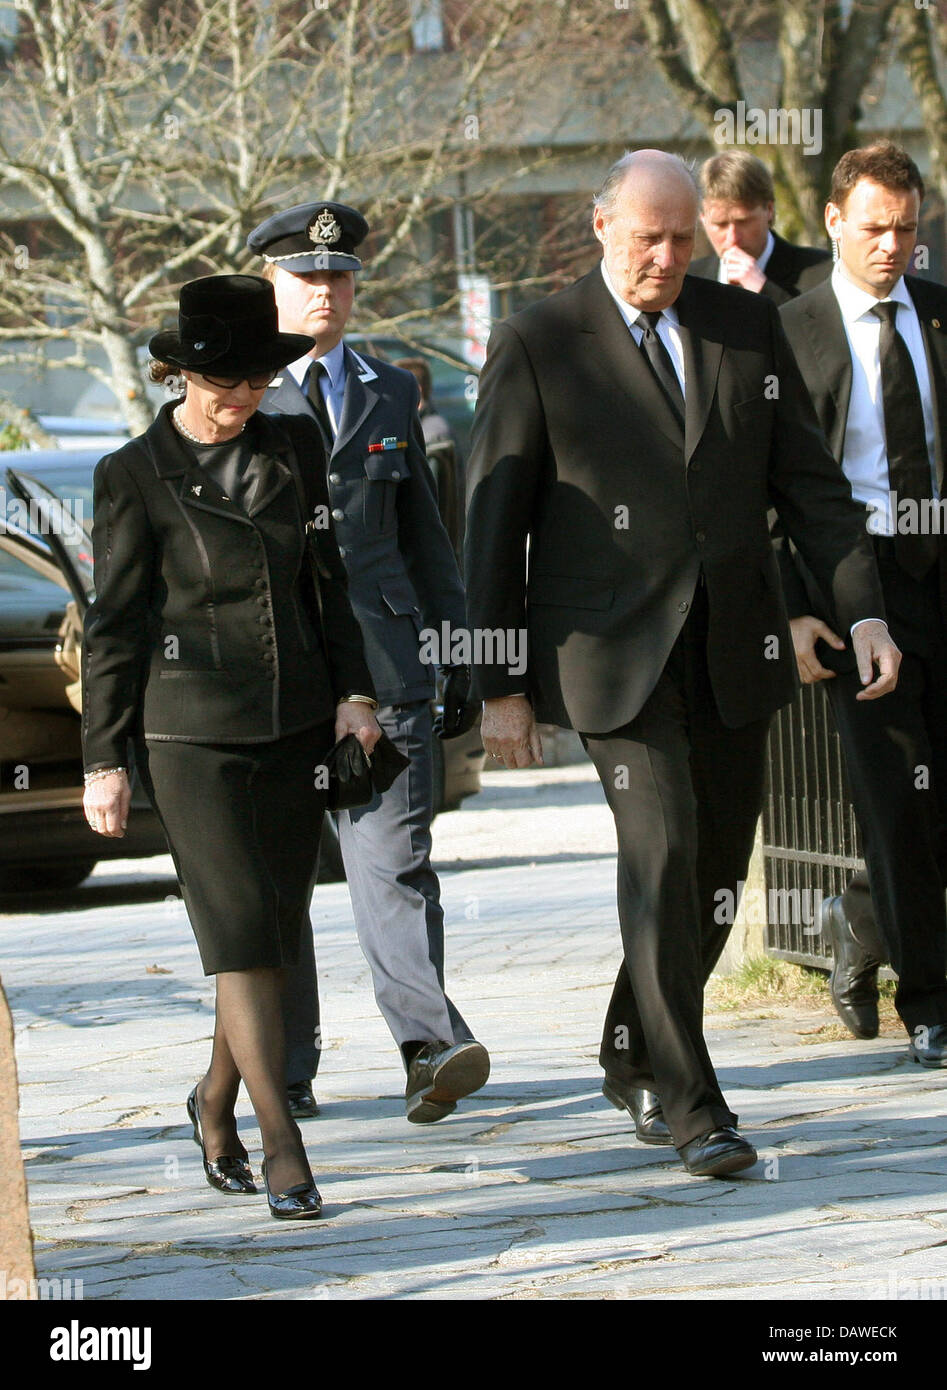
[775,142,947,1065]
[689,151,831,304]
[465,149,899,1178]
[247,201,489,1124]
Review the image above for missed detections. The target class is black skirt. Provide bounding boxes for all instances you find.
[135,721,334,974]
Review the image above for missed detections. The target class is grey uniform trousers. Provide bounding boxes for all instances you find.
[284,700,471,1081]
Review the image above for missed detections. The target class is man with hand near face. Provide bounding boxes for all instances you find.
[247,201,489,1125]
[775,143,947,1065]
[690,151,831,304]
[465,149,898,1178]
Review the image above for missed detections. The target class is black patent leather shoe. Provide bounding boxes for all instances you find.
[602,1076,673,1145]
[186,1087,257,1195]
[678,1126,757,1178]
[823,895,881,1040]
[909,1023,947,1068]
[287,1081,320,1120]
[405,1039,491,1123]
[261,1160,323,1220]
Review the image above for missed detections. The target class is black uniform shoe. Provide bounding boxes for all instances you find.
[677,1126,757,1178]
[909,1023,947,1068]
[602,1076,674,1145]
[286,1081,320,1119]
[823,895,881,1039]
[405,1040,490,1124]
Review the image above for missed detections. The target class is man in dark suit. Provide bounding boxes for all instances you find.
[247,202,489,1123]
[465,149,899,1177]
[689,151,831,305]
[775,142,947,1064]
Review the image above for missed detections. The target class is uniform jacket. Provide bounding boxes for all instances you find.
[464,266,884,734]
[82,403,374,767]
[775,273,947,664]
[264,345,466,705]
[688,231,832,306]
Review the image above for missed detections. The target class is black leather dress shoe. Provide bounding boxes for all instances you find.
[823,895,881,1039]
[261,1160,323,1220]
[286,1081,320,1120]
[186,1088,257,1195]
[909,1023,947,1068]
[405,1039,491,1123]
[677,1126,757,1178]
[602,1076,673,1145]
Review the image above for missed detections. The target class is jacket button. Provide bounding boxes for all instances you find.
[678,600,689,613]
[695,530,706,544]
[254,578,266,591]
[391,470,401,480]
[263,651,275,663]
[328,472,341,485]
[331,508,344,522]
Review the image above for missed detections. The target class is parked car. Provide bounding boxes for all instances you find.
[0,447,483,893]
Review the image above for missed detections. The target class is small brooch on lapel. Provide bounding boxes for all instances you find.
[933,319,942,330]
[191,484,202,496]
[367,437,407,453]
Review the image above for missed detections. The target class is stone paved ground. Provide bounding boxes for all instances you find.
[3,765,947,1304]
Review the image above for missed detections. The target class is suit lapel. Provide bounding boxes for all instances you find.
[147,402,290,524]
[799,279,852,459]
[673,278,723,466]
[579,268,685,452]
[332,345,380,456]
[907,278,947,495]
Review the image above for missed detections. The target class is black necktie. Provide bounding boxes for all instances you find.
[306,361,334,445]
[637,310,685,427]
[873,301,936,580]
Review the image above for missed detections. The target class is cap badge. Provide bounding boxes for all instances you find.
[308,208,342,246]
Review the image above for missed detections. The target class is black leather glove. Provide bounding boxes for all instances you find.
[433,664,480,740]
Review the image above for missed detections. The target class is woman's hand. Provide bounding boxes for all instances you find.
[335,701,382,755]
[83,771,132,838]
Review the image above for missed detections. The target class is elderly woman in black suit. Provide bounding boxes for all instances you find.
[82,275,381,1219]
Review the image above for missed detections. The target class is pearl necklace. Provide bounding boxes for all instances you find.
[172,404,245,445]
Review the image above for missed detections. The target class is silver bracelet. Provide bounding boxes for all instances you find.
[84,766,127,785]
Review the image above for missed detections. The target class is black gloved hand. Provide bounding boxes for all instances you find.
[433,664,480,740]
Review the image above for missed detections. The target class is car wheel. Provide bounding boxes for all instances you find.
[316,814,345,883]
[0,859,98,893]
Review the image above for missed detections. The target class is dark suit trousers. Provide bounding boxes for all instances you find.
[582,587,770,1147]
[826,543,947,1034]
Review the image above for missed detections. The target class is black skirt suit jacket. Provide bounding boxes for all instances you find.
[82,402,374,768]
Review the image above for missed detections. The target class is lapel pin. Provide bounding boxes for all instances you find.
[933,319,941,329]
[191,484,202,496]
[368,438,407,453]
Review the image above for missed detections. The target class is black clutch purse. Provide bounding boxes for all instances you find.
[324,731,410,812]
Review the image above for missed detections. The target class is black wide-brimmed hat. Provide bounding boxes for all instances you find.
[149,274,315,374]
[247,201,368,274]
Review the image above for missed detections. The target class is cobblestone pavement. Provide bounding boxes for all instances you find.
[3,766,947,1302]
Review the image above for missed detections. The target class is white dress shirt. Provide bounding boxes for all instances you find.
[600,260,686,396]
[286,339,347,436]
[832,264,937,536]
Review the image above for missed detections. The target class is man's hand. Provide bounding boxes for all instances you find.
[481,695,543,769]
[790,615,844,685]
[721,246,766,293]
[851,619,901,700]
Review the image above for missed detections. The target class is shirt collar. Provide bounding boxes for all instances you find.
[599,259,680,331]
[286,338,347,389]
[832,262,912,324]
[756,229,776,273]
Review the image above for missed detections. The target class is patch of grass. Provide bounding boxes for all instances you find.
[708,955,828,1010]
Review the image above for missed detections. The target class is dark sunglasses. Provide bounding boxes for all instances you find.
[198,370,278,389]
